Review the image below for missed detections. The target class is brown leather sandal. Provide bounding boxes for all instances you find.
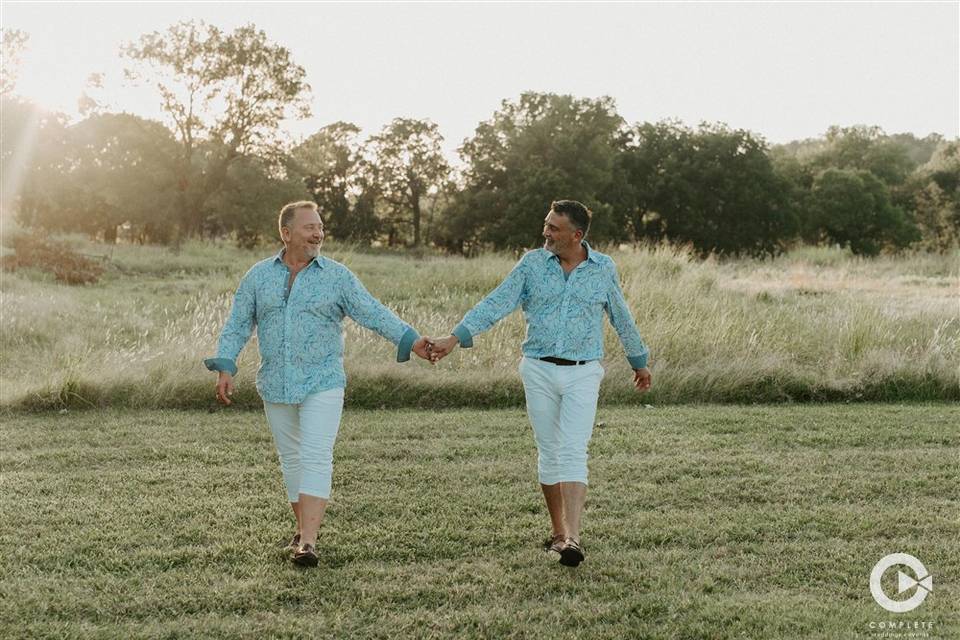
[292,543,319,567]
[543,533,566,553]
[284,533,301,552]
[559,537,585,567]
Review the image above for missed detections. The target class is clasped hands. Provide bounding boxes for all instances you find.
[410,334,460,364]
[412,335,651,392]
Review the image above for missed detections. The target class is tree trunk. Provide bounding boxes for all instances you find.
[411,191,421,247]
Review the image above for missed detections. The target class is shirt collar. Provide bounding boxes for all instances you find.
[274,247,324,269]
[547,240,599,264]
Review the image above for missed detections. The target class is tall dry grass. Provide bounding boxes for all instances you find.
[1,233,957,410]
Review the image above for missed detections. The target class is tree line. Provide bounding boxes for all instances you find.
[2,23,957,256]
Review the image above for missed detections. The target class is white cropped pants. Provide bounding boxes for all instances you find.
[262,387,345,502]
[518,356,604,485]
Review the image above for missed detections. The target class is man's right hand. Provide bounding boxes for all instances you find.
[632,367,652,393]
[428,335,460,363]
[216,372,235,405]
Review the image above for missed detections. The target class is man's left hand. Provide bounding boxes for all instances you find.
[633,367,651,392]
[412,337,435,363]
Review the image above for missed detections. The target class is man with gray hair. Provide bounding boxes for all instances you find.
[205,200,434,567]
[429,200,651,567]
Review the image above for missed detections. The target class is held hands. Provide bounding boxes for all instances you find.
[426,334,459,363]
[410,334,457,364]
[633,367,652,393]
[412,336,436,363]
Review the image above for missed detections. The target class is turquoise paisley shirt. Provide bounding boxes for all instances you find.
[452,242,649,369]
[204,249,418,404]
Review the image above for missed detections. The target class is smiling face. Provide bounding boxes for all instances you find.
[542,210,583,255]
[281,206,324,258]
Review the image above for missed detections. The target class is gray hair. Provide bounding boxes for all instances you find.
[278,200,318,234]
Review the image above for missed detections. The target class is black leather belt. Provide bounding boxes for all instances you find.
[539,356,588,366]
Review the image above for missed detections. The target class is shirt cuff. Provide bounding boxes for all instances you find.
[452,323,473,348]
[396,327,419,363]
[204,357,238,376]
[627,354,648,370]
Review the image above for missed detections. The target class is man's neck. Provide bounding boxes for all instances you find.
[283,248,314,270]
[557,243,587,269]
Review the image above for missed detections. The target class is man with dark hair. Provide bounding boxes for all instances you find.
[205,200,434,568]
[429,200,651,567]
[549,199,592,236]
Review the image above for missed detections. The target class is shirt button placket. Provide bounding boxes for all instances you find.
[282,268,291,402]
[557,286,569,354]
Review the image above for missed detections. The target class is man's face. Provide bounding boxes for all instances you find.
[282,207,324,257]
[542,210,581,255]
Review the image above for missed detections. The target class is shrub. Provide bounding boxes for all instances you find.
[3,233,105,284]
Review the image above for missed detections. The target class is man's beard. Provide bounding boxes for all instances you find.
[304,242,321,256]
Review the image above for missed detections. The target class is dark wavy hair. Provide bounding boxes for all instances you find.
[550,200,592,237]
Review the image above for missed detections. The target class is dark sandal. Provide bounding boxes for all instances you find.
[543,533,565,553]
[559,538,585,567]
[292,543,319,567]
[285,533,301,551]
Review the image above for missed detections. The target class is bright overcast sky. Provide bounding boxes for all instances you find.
[4,1,958,159]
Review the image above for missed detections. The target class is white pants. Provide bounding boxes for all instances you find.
[262,387,345,502]
[518,356,605,485]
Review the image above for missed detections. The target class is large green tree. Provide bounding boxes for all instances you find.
[291,122,379,242]
[909,182,959,252]
[621,121,798,257]
[123,21,311,242]
[610,120,690,245]
[369,118,448,247]
[774,125,918,187]
[206,154,310,248]
[918,140,960,195]
[445,92,624,252]
[819,126,917,187]
[809,168,918,256]
[889,132,944,167]
[903,141,960,251]
[61,113,179,242]
[772,126,950,253]
[7,110,179,243]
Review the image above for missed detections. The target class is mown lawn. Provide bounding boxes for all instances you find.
[2,404,958,639]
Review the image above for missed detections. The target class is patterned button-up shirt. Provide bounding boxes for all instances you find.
[204,249,418,404]
[452,242,649,369]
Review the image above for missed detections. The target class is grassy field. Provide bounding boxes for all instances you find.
[1,404,957,639]
[1,232,958,410]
